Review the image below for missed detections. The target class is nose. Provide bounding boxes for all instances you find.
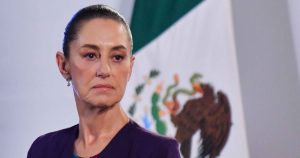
[96,58,111,79]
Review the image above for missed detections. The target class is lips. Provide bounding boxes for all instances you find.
[93,84,114,89]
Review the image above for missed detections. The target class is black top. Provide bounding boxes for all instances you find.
[27,120,181,158]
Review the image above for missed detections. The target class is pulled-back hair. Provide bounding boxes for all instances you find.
[63,4,132,58]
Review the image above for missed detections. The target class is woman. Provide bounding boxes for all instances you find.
[27,4,180,158]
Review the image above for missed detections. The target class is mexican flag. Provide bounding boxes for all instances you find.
[122,0,249,157]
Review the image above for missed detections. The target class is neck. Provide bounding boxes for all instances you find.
[75,100,129,146]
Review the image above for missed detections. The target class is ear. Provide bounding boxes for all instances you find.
[56,51,71,80]
[127,56,135,81]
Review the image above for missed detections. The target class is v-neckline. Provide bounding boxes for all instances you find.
[73,120,133,158]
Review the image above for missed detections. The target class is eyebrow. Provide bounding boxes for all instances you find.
[81,44,99,51]
[111,45,127,51]
[81,44,128,51]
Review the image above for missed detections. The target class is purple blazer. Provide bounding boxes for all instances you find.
[27,120,181,158]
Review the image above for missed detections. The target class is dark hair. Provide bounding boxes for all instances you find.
[63,4,132,58]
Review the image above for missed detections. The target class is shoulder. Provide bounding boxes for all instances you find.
[31,124,77,145]
[27,124,78,158]
[128,121,180,158]
[130,121,176,145]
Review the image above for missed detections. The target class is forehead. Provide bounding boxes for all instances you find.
[75,18,130,48]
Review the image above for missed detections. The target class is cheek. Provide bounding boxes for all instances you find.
[70,61,96,91]
[114,66,131,89]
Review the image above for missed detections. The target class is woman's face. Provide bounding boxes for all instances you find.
[67,18,134,108]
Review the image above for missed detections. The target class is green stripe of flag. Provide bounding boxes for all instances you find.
[130,0,204,54]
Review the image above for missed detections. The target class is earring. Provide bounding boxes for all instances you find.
[66,78,71,87]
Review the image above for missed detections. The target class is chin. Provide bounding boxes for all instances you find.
[82,92,123,109]
[90,98,120,108]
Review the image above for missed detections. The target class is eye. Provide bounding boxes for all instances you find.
[113,55,124,62]
[84,53,97,60]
